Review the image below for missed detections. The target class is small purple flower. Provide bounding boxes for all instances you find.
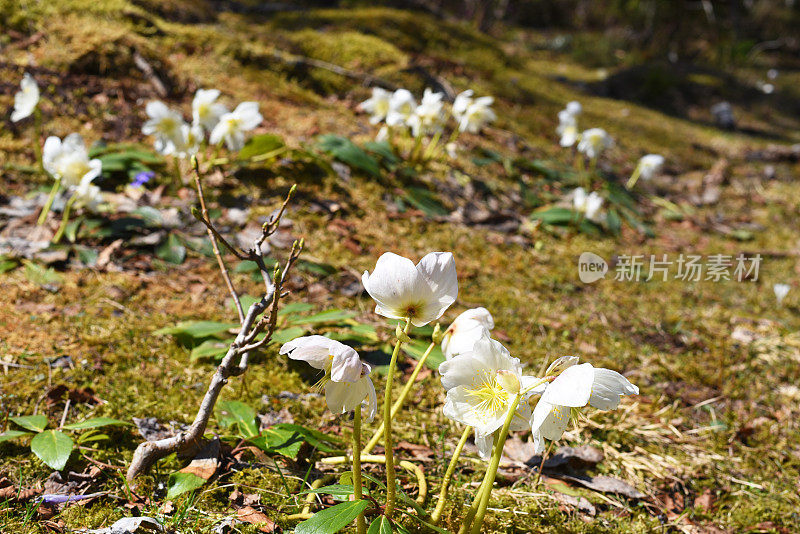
[132,171,155,188]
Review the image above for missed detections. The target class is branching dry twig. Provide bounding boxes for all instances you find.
[126,168,301,482]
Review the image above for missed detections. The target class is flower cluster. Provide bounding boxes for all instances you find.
[143,89,262,156]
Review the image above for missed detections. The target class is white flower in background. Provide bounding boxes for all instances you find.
[565,101,582,117]
[577,128,613,159]
[192,89,228,133]
[175,123,204,159]
[452,90,474,120]
[42,134,102,187]
[375,126,390,142]
[11,72,40,122]
[407,88,446,137]
[71,173,103,212]
[637,154,665,181]
[530,361,638,452]
[142,101,185,155]
[445,142,458,159]
[457,95,496,133]
[439,333,534,458]
[209,101,263,151]
[441,307,494,360]
[359,87,392,125]
[556,110,579,147]
[572,187,604,220]
[362,251,458,327]
[385,89,417,128]
[279,336,377,422]
[774,283,790,305]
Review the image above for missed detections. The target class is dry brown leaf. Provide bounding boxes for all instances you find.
[179,438,220,481]
[236,506,277,533]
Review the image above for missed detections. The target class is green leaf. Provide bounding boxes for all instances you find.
[605,208,622,236]
[30,430,73,471]
[0,258,18,273]
[64,217,84,243]
[296,260,338,277]
[166,472,206,500]
[272,423,344,452]
[0,430,33,443]
[294,500,371,534]
[363,141,400,166]
[316,134,381,178]
[368,516,393,534]
[239,134,286,161]
[23,261,63,287]
[289,309,357,326]
[132,206,164,227]
[530,206,578,226]
[190,340,230,361]
[233,295,261,316]
[270,326,306,345]
[402,187,448,217]
[298,484,354,497]
[154,321,238,339]
[10,415,48,433]
[278,302,315,316]
[61,417,130,430]
[248,427,304,458]
[216,401,258,438]
[401,340,444,370]
[156,233,186,264]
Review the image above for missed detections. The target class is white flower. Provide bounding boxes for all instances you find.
[175,122,204,159]
[11,73,40,122]
[530,361,638,452]
[452,90,473,119]
[407,88,446,137]
[637,154,665,181]
[565,101,582,117]
[279,336,377,422]
[556,110,579,147]
[441,307,494,360]
[209,102,262,151]
[142,101,185,155]
[439,333,533,458]
[577,128,613,159]
[192,89,228,133]
[774,283,790,305]
[385,89,417,128]
[572,187,603,221]
[362,252,458,327]
[42,134,102,187]
[71,173,103,212]
[457,95,496,133]
[359,87,392,125]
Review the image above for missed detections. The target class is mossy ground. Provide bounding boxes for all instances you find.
[2,3,800,533]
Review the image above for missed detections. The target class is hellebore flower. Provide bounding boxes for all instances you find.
[577,128,613,159]
[407,88,446,137]
[439,333,534,458]
[556,110,579,147]
[279,336,377,422]
[192,88,229,133]
[565,101,582,117]
[441,307,494,360]
[142,101,185,155]
[572,187,604,221]
[458,95,496,133]
[774,283,790,305]
[209,101,263,151]
[11,72,39,122]
[359,87,392,125]
[42,134,102,187]
[362,252,458,327]
[71,173,103,212]
[637,154,665,181]
[530,361,638,452]
[385,89,417,128]
[452,90,474,120]
[175,122,204,158]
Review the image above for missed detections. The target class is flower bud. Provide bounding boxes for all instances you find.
[431,323,443,344]
[395,323,411,342]
[496,370,520,394]
[545,355,580,376]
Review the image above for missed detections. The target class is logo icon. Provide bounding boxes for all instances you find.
[578,252,608,283]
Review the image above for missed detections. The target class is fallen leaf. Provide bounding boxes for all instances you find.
[558,473,645,499]
[236,506,277,533]
[179,438,220,481]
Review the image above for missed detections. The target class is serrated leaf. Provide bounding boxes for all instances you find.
[316,135,381,178]
[289,309,357,326]
[61,417,130,430]
[30,430,73,471]
[166,471,206,499]
[368,516,392,534]
[10,415,48,433]
[0,430,33,443]
[294,500,371,534]
[239,133,286,161]
[154,321,238,339]
[216,401,258,438]
[156,233,186,264]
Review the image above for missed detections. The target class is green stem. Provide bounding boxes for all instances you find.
[626,165,642,189]
[467,393,522,534]
[422,130,443,161]
[37,177,61,226]
[363,340,435,455]
[353,404,366,534]
[456,435,496,534]
[409,133,424,164]
[431,425,472,525]
[383,318,412,519]
[52,193,77,244]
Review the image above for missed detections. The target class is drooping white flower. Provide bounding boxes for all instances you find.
[637,154,665,181]
[452,90,474,120]
[774,283,790,305]
[279,336,377,422]
[439,333,533,458]
[209,102,263,151]
[556,110,579,147]
[407,88,446,137]
[175,122,204,159]
[362,252,458,327]
[385,89,417,128]
[565,101,582,117]
[572,187,604,221]
[441,307,494,360]
[359,87,392,125]
[71,173,103,212]
[11,73,40,122]
[192,89,228,133]
[530,361,638,452]
[577,128,613,159]
[457,95,496,133]
[42,134,102,187]
[142,101,185,155]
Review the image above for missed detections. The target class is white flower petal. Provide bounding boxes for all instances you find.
[279,335,336,370]
[588,368,638,410]
[541,362,594,407]
[362,252,433,322]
